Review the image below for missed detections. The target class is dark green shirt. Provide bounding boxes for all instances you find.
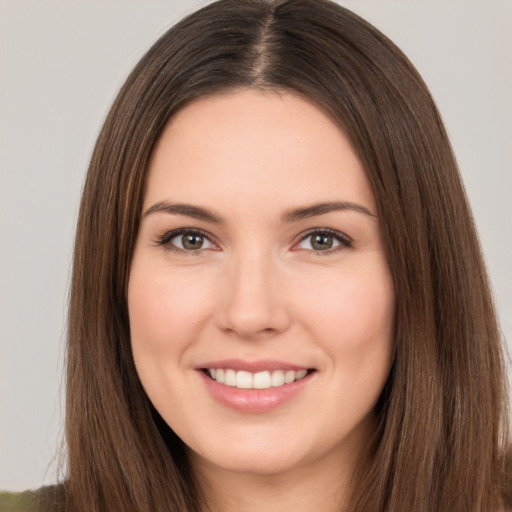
[0,486,65,512]
[0,491,35,511]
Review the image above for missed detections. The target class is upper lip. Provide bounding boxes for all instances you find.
[198,359,312,373]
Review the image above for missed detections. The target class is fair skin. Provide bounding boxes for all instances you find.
[128,89,395,512]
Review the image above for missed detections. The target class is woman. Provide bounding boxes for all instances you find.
[5,0,509,510]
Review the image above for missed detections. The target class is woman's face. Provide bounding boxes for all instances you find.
[128,89,395,478]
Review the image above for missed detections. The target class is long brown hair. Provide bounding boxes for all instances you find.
[65,1,510,510]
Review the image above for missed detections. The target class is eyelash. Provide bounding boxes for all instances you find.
[155,228,216,255]
[295,228,352,255]
[154,227,352,255]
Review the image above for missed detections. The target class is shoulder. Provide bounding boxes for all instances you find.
[0,485,66,512]
[0,490,35,511]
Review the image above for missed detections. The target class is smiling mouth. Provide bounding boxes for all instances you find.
[203,368,314,390]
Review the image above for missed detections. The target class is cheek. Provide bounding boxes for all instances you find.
[128,265,215,359]
[305,263,395,425]
[296,260,395,364]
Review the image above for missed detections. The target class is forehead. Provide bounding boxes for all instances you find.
[145,89,375,212]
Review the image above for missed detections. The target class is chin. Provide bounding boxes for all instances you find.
[190,447,305,477]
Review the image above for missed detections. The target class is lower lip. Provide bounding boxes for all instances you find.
[199,371,315,414]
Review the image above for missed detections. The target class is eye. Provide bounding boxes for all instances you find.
[158,229,215,252]
[295,229,351,252]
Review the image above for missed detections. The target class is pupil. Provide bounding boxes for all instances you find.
[183,233,203,250]
[312,234,332,250]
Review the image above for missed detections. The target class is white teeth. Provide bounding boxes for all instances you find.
[284,370,295,384]
[236,370,253,389]
[206,368,309,389]
[253,371,271,389]
[271,370,285,386]
[295,369,307,380]
[225,369,236,387]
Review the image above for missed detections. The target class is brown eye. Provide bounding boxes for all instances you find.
[296,230,351,252]
[165,230,215,251]
[311,234,334,251]
[181,233,205,250]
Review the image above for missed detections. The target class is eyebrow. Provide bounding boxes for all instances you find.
[281,201,376,223]
[143,201,224,224]
[143,200,376,224]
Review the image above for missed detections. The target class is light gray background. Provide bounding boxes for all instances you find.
[1,0,511,492]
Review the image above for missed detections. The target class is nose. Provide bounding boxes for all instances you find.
[215,248,291,339]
